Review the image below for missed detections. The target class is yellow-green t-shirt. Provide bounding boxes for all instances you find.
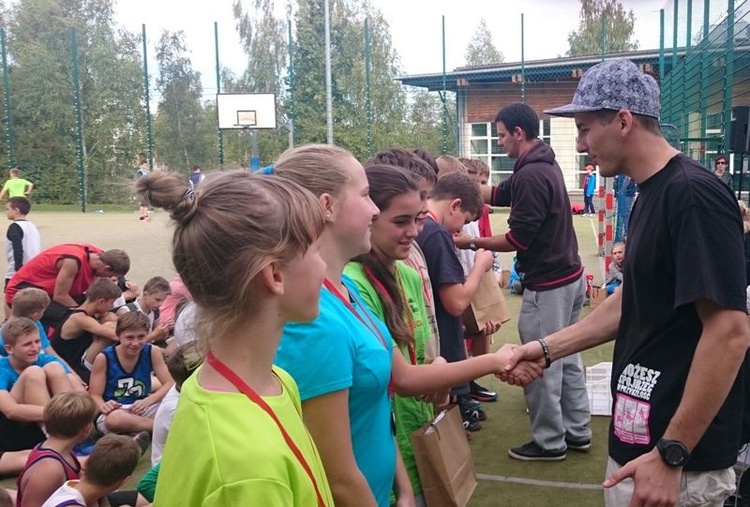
[2,178,30,197]
[154,365,334,507]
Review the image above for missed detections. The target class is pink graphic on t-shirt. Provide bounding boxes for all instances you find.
[613,392,651,445]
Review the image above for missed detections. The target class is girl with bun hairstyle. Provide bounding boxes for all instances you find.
[138,170,334,506]
[274,145,541,507]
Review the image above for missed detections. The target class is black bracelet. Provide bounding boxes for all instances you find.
[538,338,552,369]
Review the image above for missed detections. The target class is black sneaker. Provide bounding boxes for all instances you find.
[131,431,151,457]
[565,437,592,452]
[458,395,487,422]
[463,418,482,432]
[469,381,498,402]
[508,441,566,462]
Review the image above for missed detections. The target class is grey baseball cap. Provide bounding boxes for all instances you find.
[544,59,661,120]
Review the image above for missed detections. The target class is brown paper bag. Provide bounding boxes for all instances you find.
[462,271,511,334]
[589,285,607,309]
[410,406,477,507]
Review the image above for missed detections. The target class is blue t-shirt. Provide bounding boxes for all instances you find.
[275,275,395,507]
[0,354,70,390]
[415,217,466,364]
[0,321,50,357]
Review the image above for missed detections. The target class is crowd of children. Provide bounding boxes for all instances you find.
[0,145,593,506]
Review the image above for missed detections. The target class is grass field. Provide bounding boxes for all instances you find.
[0,207,615,506]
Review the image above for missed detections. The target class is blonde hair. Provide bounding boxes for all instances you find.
[2,317,37,347]
[11,288,50,317]
[44,392,98,438]
[436,155,467,175]
[274,144,355,198]
[136,170,326,346]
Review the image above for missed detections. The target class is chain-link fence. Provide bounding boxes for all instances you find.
[660,0,750,189]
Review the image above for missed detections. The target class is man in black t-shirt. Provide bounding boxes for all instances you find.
[505,59,749,507]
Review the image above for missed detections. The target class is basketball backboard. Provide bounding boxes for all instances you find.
[217,93,277,130]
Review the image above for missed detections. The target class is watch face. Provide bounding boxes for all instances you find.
[661,442,687,466]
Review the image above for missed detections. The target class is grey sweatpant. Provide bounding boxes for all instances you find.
[518,276,591,451]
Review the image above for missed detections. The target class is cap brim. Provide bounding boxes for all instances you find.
[543,103,604,117]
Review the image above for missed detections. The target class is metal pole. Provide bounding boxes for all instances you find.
[672,0,678,71]
[324,0,333,145]
[686,0,692,50]
[670,0,679,128]
[699,0,709,165]
[1,29,13,169]
[70,28,86,213]
[723,0,735,155]
[659,9,665,80]
[601,15,606,60]
[214,22,224,167]
[142,24,153,171]
[288,19,295,148]
[364,18,372,157]
[521,14,525,102]
[441,15,447,155]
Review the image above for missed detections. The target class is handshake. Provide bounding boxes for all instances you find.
[492,341,548,386]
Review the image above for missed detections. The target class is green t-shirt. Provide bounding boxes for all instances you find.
[344,260,435,495]
[138,462,159,502]
[154,365,334,507]
[2,178,30,197]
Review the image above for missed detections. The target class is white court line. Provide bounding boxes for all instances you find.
[477,473,603,491]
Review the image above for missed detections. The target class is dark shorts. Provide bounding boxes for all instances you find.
[0,411,44,453]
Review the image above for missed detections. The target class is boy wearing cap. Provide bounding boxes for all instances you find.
[505,59,748,507]
[456,102,591,461]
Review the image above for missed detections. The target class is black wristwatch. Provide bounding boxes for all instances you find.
[469,237,479,251]
[656,438,690,467]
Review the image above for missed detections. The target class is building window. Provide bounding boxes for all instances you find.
[468,120,548,185]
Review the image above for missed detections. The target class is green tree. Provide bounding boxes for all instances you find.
[153,30,214,173]
[7,0,146,203]
[464,18,504,67]
[291,0,411,159]
[567,0,638,57]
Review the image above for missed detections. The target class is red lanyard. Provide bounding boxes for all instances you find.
[323,278,390,352]
[323,278,394,396]
[362,266,417,366]
[205,351,327,507]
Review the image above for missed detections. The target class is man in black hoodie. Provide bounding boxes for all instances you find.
[456,103,591,461]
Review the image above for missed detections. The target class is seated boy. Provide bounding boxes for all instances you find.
[90,312,173,435]
[116,276,171,344]
[41,434,141,507]
[50,278,121,383]
[151,342,199,466]
[2,289,84,385]
[0,318,76,461]
[415,171,495,431]
[16,391,97,507]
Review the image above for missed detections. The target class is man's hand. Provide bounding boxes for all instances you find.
[490,344,544,385]
[603,448,682,507]
[453,232,472,249]
[495,341,545,386]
